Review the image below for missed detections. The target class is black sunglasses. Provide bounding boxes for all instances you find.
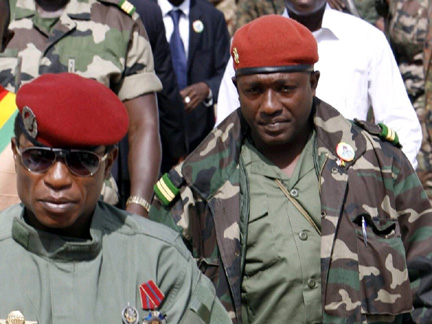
[16,146,108,177]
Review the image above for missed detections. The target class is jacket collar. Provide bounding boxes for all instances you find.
[181,98,366,199]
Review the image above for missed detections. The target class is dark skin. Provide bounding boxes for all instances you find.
[168,0,211,112]
[234,71,319,177]
[34,0,162,217]
[0,0,14,52]
[11,136,118,239]
[284,0,326,32]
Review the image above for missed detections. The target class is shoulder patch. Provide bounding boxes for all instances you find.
[354,119,402,148]
[118,0,136,15]
[154,173,181,206]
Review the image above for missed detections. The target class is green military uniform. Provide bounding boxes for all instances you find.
[150,99,432,323]
[233,0,285,33]
[0,202,231,324]
[386,0,432,197]
[241,135,321,323]
[0,0,162,97]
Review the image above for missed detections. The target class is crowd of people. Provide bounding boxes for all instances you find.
[1,0,432,322]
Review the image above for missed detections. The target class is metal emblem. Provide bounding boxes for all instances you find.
[192,20,204,33]
[336,142,355,162]
[121,304,139,324]
[22,106,38,138]
[142,311,167,324]
[233,47,239,64]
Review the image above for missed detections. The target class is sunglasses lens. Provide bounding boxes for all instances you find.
[67,151,101,176]
[21,148,56,172]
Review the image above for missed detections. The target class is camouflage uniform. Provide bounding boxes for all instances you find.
[386,0,432,196]
[150,99,432,323]
[0,0,162,97]
[422,0,432,196]
[233,0,285,33]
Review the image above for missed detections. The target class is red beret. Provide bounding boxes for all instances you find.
[231,15,318,76]
[16,73,129,148]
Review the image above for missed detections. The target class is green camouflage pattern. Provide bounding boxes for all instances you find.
[0,0,162,97]
[211,0,237,36]
[422,0,432,196]
[387,0,427,100]
[150,99,432,323]
[386,0,431,199]
[233,0,285,33]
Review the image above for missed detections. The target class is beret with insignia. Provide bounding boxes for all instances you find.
[16,73,129,148]
[231,15,318,76]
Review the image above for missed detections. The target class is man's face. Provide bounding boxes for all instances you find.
[284,0,327,16]
[12,135,115,237]
[236,71,319,149]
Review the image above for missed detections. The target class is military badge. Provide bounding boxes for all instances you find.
[192,20,204,33]
[0,310,37,324]
[139,281,167,323]
[142,311,167,324]
[154,174,180,206]
[121,304,139,324]
[233,47,239,64]
[22,106,38,138]
[118,0,136,15]
[336,142,355,162]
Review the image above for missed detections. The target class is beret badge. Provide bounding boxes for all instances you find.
[22,106,38,138]
[233,47,239,64]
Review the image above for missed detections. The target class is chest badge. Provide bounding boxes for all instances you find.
[0,310,37,324]
[140,280,166,323]
[121,303,139,324]
[193,20,204,33]
[336,142,355,165]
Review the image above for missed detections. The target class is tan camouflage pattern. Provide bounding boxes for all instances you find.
[0,0,162,97]
[233,0,285,33]
[150,99,432,323]
[211,0,237,36]
[386,0,432,199]
[421,0,432,197]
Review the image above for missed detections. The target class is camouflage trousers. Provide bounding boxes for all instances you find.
[414,94,432,198]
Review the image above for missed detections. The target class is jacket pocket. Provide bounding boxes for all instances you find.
[243,196,279,276]
[197,257,220,283]
[353,214,413,315]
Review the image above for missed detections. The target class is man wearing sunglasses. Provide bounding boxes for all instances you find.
[0,73,231,324]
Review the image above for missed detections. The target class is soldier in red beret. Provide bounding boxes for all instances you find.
[0,73,231,324]
[150,15,432,323]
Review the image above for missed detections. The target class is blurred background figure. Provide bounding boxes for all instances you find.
[156,0,230,153]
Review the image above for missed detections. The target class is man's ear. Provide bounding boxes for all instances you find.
[232,76,237,89]
[310,71,320,94]
[103,146,118,179]
[10,137,18,171]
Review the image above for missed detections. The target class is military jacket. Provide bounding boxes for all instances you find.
[150,98,432,323]
[0,202,231,324]
[0,0,162,98]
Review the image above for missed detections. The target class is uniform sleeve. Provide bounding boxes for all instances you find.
[158,235,232,324]
[394,156,432,322]
[117,14,162,101]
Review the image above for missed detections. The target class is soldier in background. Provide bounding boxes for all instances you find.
[150,15,432,323]
[422,0,432,196]
[385,0,430,196]
[0,0,162,217]
[233,0,285,32]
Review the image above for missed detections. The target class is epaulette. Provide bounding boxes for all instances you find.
[154,173,181,206]
[118,0,136,15]
[354,118,402,148]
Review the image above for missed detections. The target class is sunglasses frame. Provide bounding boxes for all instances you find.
[15,145,108,177]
